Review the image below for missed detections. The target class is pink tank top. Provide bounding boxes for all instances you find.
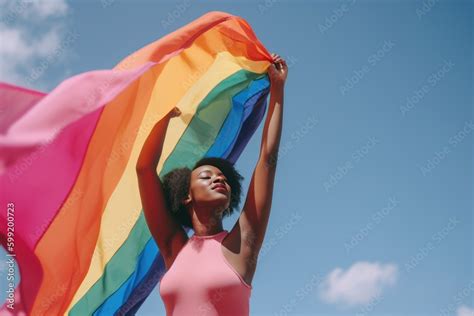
[159,230,252,316]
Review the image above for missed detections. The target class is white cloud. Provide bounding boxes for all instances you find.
[30,0,69,18]
[0,0,73,90]
[318,261,398,307]
[458,305,474,316]
[1,0,68,21]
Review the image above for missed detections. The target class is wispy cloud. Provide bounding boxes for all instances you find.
[0,0,73,90]
[29,0,69,18]
[318,261,398,307]
[458,305,474,316]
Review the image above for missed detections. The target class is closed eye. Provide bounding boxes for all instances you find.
[201,176,227,182]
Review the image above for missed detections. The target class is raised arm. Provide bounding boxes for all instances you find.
[136,107,187,269]
[238,54,288,255]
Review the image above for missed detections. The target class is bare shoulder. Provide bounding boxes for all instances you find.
[221,220,259,286]
[224,220,259,253]
[162,229,189,271]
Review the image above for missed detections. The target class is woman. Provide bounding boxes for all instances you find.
[136,53,287,315]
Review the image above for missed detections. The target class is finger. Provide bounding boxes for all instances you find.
[268,63,277,73]
[271,53,281,62]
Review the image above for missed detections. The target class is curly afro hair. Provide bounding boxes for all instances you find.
[161,157,244,228]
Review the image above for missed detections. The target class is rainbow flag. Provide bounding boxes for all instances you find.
[0,11,272,315]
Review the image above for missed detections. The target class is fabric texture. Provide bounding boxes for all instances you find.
[0,11,272,315]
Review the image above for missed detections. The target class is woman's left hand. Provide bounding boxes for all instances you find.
[166,106,182,119]
[268,53,288,87]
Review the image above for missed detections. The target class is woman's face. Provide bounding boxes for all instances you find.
[186,165,231,214]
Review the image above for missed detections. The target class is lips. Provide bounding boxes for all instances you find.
[212,184,227,192]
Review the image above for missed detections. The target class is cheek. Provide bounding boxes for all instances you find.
[192,181,210,197]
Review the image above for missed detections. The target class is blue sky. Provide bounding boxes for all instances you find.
[0,0,472,315]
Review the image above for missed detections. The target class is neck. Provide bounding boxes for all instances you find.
[190,207,224,236]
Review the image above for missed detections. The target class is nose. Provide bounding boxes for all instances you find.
[213,175,226,184]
